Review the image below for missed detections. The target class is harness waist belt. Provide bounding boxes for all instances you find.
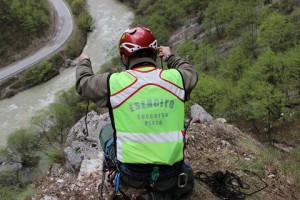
[118,160,183,181]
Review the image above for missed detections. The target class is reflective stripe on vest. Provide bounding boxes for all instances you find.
[116,131,184,162]
[110,69,185,108]
[109,67,185,165]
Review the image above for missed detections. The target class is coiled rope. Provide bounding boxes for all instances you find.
[195,170,267,200]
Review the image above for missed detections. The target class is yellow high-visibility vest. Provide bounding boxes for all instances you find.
[109,66,185,165]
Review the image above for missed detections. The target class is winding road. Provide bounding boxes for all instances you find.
[0,0,74,80]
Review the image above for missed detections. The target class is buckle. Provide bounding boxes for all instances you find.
[178,173,188,188]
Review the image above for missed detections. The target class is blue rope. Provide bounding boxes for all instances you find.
[115,172,121,193]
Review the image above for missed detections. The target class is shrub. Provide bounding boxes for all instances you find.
[7,129,41,167]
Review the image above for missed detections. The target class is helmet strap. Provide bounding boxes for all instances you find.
[121,54,130,70]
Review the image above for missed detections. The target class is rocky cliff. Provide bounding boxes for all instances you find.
[30,104,299,200]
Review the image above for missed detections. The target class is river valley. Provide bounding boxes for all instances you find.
[0,0,133,148]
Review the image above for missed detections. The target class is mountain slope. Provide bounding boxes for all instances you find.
[30,107,299,200]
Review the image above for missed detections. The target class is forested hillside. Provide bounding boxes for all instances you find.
[0,0,92,99]
[121,0,300,144]
[0,0,51,67]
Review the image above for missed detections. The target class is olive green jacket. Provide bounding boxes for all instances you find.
[76,56,198,107]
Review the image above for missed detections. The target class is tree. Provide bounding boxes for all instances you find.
[71,0,85,16]
[237,49,289,141]
[280,46,300,107]
[258,12,297,52]
[238,79,286,142]
[220,45,251,83]
[225,1,259,39]
[77,12,93,31]
[204,0,235,39]
[194,43,219,73]
[32,103,74,147]
[176,41,195,63]
[239,28,259,59]
[0,0,50,61]
[187,73,230,117]
[7,129,41,167]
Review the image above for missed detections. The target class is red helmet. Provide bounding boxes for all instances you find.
[119,27,157,57]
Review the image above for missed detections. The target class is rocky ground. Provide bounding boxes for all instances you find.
[30,105,299,200]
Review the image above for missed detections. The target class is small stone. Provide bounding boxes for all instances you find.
[268,174,276,178]
[56,179,64,183]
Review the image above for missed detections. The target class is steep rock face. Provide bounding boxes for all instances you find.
[64,111,110,172]
[32,105,299,200]
[168,18,205,47]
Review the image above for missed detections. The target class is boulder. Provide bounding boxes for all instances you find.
[64,111,110,172]
[190,104,214,123]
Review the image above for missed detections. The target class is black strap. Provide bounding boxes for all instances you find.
[119,188,131,200]
[195,170,267,200]
[84,99,90,136]
[98,168,107,200]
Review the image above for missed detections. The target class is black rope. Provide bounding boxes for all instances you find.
[118,188,131,200]
[185,118,192,134]
[160,57,164,69]
[84,99,90,136]
[195,170,267,200]
[98,167,107,200]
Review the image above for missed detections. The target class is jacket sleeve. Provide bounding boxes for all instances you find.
[76,59,110,107]
[166,56,198,101]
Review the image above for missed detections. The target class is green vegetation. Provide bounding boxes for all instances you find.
[0,185,36,200]
[268,147,300,185]
[32,102,74,147]
[10,60,58,90]
[122,0,300,143]
[125,0,203,44]
[0,0,50,65]
[65,0,93,58]
[0,0,93,99]
[7,129,41,167]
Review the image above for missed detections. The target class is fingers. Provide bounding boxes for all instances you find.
[158,46,172,60]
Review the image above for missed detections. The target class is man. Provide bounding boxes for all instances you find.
[76,27,198,200]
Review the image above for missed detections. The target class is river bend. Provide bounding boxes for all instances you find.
[0,0,133,147]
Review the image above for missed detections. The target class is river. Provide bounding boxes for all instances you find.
[0,0,133,148]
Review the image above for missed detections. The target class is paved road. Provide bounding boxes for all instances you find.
[0,0,74,80]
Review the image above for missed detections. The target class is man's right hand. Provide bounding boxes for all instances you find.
[79,54,90,62]
[158,46,172,61]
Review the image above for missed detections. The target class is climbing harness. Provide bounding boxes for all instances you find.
[195,170,267,200]
[178,173,188,188]
[98,132,131,200]
[98,168,131,200]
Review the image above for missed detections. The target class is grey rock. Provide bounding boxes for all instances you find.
[50,163,61,176]
[0,162,22,173]
[64,111,110,172]
[40,195,58,200]
[191,104,214,123]
[64,142,86,171]
[220,140,231,148]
